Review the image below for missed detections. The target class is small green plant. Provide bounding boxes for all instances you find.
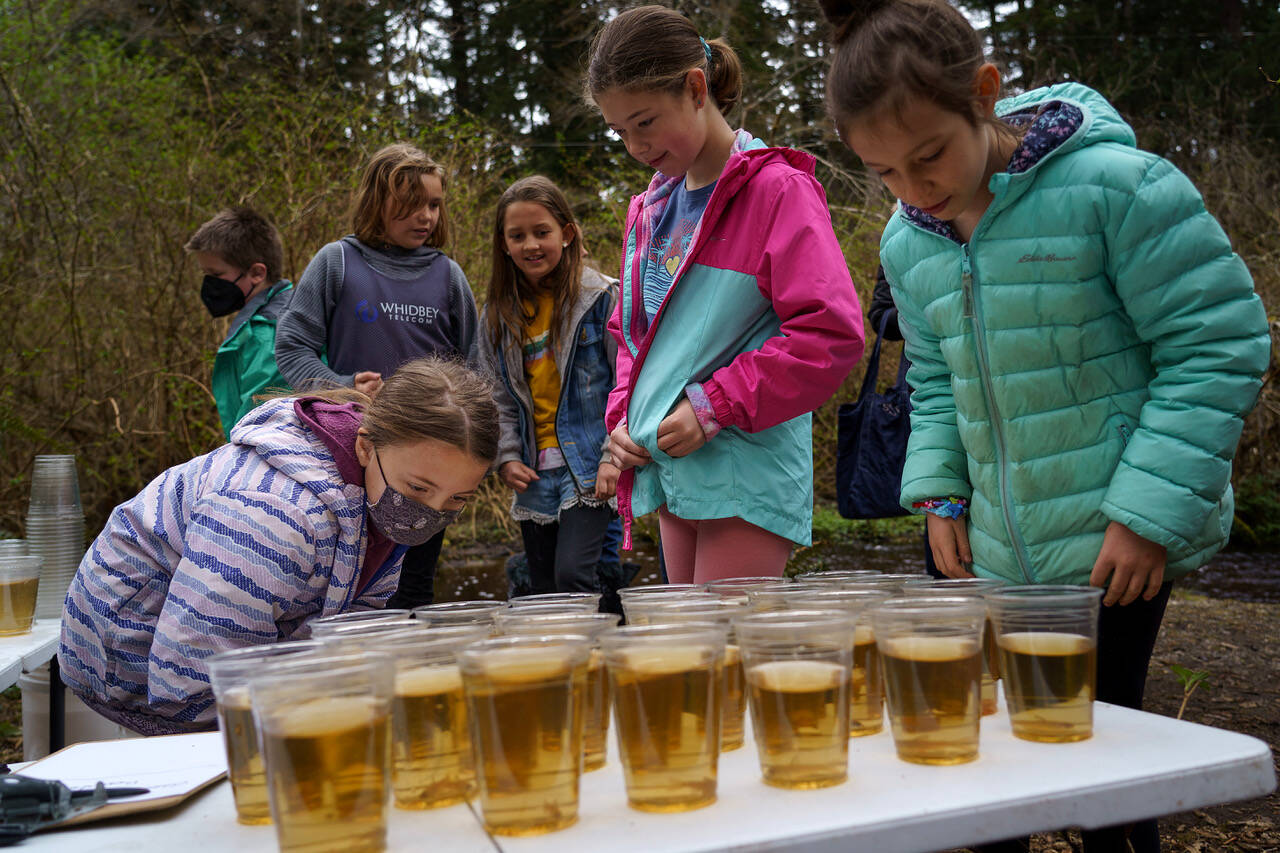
[1169,664,1212,720]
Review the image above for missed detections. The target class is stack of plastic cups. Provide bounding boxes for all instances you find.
[0,540,28,558]
[25,455,86,620]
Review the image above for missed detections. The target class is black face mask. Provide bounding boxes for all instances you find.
[200,272,247,317]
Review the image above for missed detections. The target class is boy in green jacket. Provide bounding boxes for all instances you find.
[185,207,294,439]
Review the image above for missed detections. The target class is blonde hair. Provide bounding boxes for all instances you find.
[485,176,583,352]
[350,143,451,248]
[586,5,744,115]
[301,358,499,462]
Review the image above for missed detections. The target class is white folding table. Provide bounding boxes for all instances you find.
[0,621,65,756]
[17,700,1277,852]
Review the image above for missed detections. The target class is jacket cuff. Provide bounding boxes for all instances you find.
[684,383,722,440]
[700,379,736,431]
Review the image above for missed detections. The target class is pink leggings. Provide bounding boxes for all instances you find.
[658,507,794,585]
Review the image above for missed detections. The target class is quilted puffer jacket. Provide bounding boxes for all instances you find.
[882,83,1269,585]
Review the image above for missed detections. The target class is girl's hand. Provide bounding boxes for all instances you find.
[499,461,539,493]
[927,514,974,578]
[595,461,620,500]
[608,423,651,470]
[1090,521,1166,606]
[354,371,383,398]
[656,399,707,458]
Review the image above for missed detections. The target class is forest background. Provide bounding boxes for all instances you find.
[1,0,1277,548]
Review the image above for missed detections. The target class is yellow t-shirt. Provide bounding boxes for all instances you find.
[522,293,562,452]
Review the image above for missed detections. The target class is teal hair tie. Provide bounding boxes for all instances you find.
[700,36,713,67]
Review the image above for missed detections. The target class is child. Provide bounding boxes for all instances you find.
[59,358,498,735]
[586,6,866,584]
[275,143,480,608]
[477,176,618,596]
[821,1,1269,849]
[184,206,294,440]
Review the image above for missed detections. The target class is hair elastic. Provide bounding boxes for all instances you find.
[699,37,713,67]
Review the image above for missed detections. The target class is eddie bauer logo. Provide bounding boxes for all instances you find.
[1017,253,1077,263]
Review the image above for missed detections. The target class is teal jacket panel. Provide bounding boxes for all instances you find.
[213,280,293,440]
[881,83,1269,585]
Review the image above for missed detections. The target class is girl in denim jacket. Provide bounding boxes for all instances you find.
[478,176,618,595]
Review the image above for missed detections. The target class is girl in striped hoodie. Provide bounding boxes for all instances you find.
[59,358,497,734]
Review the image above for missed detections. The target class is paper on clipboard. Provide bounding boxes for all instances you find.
[18,731,228,825]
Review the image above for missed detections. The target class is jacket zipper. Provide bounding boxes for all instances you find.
[962,241,1037,584]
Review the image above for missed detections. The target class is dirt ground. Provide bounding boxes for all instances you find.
[944,591,1280,852]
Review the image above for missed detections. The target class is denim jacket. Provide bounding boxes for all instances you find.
[478,267,617,496]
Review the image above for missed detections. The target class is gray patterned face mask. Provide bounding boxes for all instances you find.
[366,451,460,545]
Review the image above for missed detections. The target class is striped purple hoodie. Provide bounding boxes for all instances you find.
[58,398,404,734]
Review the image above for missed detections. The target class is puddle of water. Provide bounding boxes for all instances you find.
[435,539,1280,604]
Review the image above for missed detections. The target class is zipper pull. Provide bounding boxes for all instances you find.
[961,245,975,318]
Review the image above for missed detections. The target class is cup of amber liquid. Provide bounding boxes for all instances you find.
[494,611,621,772]
[249,652,395,852]
[903,577,1007,716]
[0,556,41,636]
[599,623,726,812]
[308,609,415,637]
[787,588,893,737]
[986,585,1103,743]
[736,610,856,789]
[459,635,591,836]
[628,598,748,752]
[869,597,985,766]
[207,641,326,825]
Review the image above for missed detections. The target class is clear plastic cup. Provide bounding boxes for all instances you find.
[869,597,985,765]
[0,540,28,558]
[787,588,893,737]
[494,612,621,772]
[459,635,591,836]
[413,600,505,629]
[27,455,82,510]
[795,570,883,583]
[249,651,395,852]
[986,585,1104,743]
[599,624,727,812]
[842,573,932,593]
[207,641,326,824]
[620,591,718,623]
[308,609,414,637]
[507,592,602,611]
[735,610,856,789]
[351,632,487,810]
[702,577,789,602]
[744,581,830,612]
[616,583,705,600]
[902,578,1008,715]
[630,600,749,753]
[0,555,41,636]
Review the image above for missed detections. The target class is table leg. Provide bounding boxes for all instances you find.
[48,657,65,754]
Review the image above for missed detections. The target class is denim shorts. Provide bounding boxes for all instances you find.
[511,466,608,524]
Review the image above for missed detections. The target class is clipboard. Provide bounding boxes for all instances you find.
[16,731,228,826]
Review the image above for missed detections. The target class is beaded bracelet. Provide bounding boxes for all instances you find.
[912,496,969,519]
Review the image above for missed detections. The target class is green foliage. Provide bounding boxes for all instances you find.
[1169,663,1211,720]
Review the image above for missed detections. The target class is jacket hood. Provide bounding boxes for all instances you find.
[997,82,1136,155]
[638,130,813,211]
[228,396,366,516]
[340,235,444,280]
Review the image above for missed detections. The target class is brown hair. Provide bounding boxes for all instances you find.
[484,176,583,353]
[184,206,284,283]
[586,5,743,115]
[821,0,1010,141]
[350,143,451,248]
[302,358,499,463]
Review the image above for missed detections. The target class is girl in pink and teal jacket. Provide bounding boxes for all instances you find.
[587,6,865,583]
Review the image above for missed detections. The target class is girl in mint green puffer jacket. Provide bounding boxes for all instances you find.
[822,3,1268,850]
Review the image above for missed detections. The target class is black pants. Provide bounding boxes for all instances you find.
[386,530,444,610]
[520,504,615,595]
[974,582,1174,853]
